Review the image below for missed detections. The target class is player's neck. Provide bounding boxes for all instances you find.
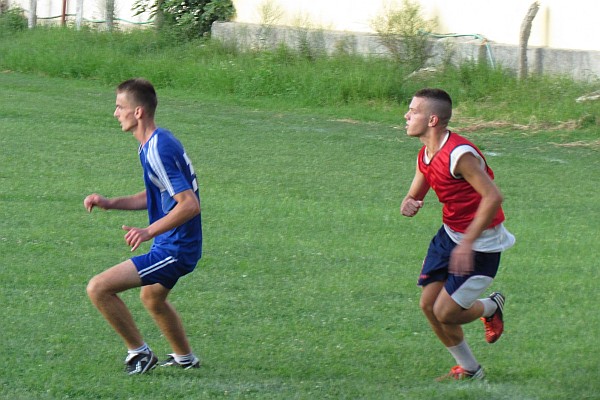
[422,129,449,159]
[133,120,157,146]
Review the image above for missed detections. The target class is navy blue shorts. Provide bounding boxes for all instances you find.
[418,226,501,301]
[131,248,196,289]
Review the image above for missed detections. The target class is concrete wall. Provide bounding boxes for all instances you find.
[9,1,600,51]
[211,21,600,81]
[8,0,600,80]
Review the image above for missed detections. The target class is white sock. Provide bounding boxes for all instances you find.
[480,298,498,318]
[447,340,479,372]
[173,353,195,363]
[128,343,150,354]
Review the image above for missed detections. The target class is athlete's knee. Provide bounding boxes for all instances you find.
[86,275,106,301]
[433,301,461,324]
[140,290,167,313]
[419,296,436,319]
[433,309,452,324]
[420,281,444,318]
[140,290,156,309]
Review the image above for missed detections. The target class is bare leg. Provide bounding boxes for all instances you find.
[141,284,192,355]
[421,282,483,374]
[420,282,458,347]
[420,282,486,346]
[433,288,484,345]
[86,260,144,350]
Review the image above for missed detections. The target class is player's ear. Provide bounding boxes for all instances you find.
[428,114,439,127]
[134,106,144,119]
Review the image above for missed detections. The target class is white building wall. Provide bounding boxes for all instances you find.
[232,0,599,52]
[9,0,152,26]
[7,0,600,51]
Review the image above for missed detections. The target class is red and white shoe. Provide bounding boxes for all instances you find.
[481,292,505,343]
[436,365,485,381]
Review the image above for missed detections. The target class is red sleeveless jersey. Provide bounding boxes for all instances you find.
[417,132,505,233]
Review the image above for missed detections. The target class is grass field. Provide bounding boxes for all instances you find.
[0,71,599,399]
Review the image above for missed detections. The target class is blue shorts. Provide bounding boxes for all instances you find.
[418,226,501,306]
[131,248,197,289]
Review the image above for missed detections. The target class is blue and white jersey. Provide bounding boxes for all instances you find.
[139,127,202,265]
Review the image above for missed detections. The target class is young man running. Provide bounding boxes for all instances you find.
[401,88,515,380]
[84,78,202,375]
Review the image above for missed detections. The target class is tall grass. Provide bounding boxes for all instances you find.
[1,25,599,127]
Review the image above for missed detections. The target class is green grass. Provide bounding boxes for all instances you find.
[1,26,600,127]
[1,23,600,399]
[1,70,599,399]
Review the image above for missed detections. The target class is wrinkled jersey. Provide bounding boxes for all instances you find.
[139,128,202,264]
[417,131,505,233]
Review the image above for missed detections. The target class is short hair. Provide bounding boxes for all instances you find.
[413,88,452,126]
[117,78,158,117]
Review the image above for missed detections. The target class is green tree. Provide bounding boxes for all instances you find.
[133,0,235,39]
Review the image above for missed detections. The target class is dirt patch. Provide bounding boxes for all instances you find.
[552,139,600,149]
[455,119,580,133]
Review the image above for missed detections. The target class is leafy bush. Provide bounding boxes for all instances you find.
[133,0,235,40]
[371,0,435,72]
[0,6,27,34]
[163,0,235,39]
